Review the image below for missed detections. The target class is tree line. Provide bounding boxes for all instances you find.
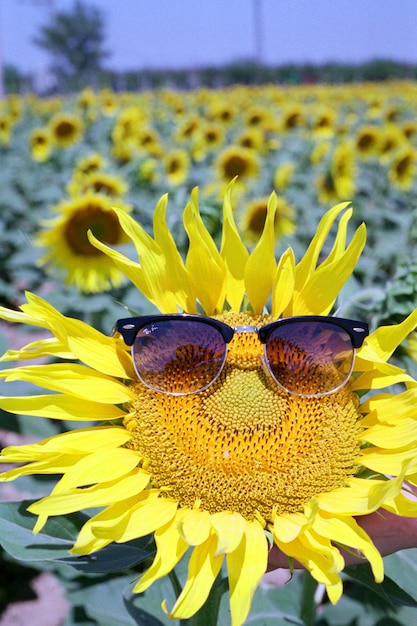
[3,0,416,95]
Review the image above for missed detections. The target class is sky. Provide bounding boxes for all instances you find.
[0,0,416,74]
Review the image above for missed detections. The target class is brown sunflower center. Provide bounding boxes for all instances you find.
[124,312,361,521]
[55,121,77,139]
[64,205,121,256]
[222,154,250,178]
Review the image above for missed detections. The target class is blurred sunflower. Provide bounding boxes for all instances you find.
[36,193,131,293]
[378,124,407,161]
[212,145,260,194]
[273,162,295,190]
[241,195,296,243]
[0,114,13,146]
[317,143,356,204]
[67,170,128,199]
[163,150,190,186]
[312,107,336,136]
[48,112,84,148]
[388,147,417,191]
[355,125,380,159]
[281,105,305,131]
[2,189,417,626]
[72,153,108,178]
[236,128,266,153]
[30,127,52,162]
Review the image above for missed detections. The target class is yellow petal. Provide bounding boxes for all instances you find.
[0,363,133,404]
[272,527,344,603]
[0,394,127,421]
[227,519,268,626]
[88,231,154,301]
[50,447,142,492]
[358,447,417,475]
[352,360,417,391]
[361,419,417,448]
[220,184,249,312]
[134,513,189,593]
[21,292,134,379]
[92,495,178,543]
[0,338,73,363]
[166,533,224,620]
[293,202,350,291]
[313,511,384,583]
[291,222,366,315]
[360,389,417,426]
[360,309,417,364]
[210,510,247,555]
[28,470,150,516]
[177,507,212,546]
[71,495,143,554]
[271,247,295,317]
[317,475,405,515]
[244,192,277,314]
[184,193,225,314]
[383,492,417,516]
[0,303,49,328]
[113,208,177,311]
[153,194,195,313]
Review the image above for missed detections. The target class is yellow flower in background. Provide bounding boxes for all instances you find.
[0,114,13,146]
[2,188,417,625]
[316,143,356,203]
[30,127,52,162]
[273,162,295,190]
[48,112,84,148]
[73,153,108,178]
[378,124,407,161]
[36,193,131,293]
[388,147,417,191]
[241,195,296,243]
[236,128,266,153]
[212,145,260,195]
[355,125,381,158]
[163,150,190,186]
[312,107,336,136]
[66,170,128,199]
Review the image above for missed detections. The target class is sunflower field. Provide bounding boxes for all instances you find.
[2,80,417,626]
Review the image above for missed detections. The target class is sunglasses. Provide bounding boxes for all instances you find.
[114,314,369,398]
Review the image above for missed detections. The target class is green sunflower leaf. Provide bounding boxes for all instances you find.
[0,500,155,574]
[344,562,417,608]
[0,500,82,561]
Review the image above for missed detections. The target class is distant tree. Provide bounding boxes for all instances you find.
[33,0,109,90]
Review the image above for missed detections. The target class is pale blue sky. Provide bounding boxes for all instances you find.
[1,0,416,73]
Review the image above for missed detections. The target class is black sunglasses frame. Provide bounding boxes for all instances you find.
[114,313,369,349]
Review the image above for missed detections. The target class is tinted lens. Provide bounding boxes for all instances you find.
[264,321,354,396]
[132,319,227,394]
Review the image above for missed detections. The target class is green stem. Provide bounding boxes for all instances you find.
[168,567,183,599]
[300,571,318,626]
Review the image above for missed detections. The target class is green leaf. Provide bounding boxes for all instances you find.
[344,563,417,608]
[58,540,154,574]
[0,500,82,561]
[0,500,155,574]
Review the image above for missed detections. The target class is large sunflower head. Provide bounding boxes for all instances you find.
[36,193,131,293]
[2,186,417,626]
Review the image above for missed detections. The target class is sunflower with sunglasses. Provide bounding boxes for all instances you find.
[1,186,417,626]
